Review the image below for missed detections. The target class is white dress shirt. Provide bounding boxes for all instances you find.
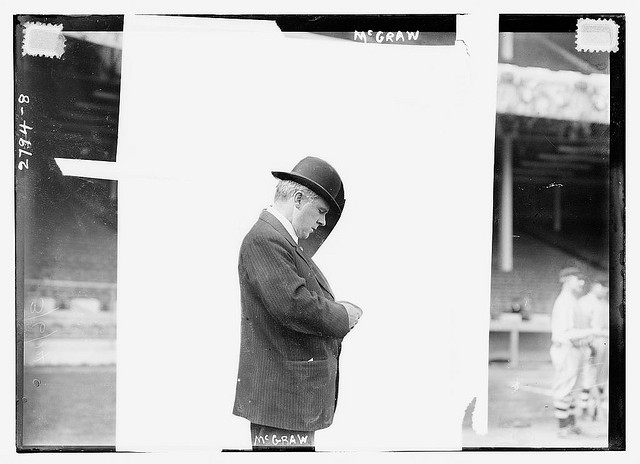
[266,206,298,244]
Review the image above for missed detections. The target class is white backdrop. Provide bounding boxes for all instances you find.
[113,14,495,451]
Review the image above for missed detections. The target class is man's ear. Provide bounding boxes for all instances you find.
[293,191,304,208]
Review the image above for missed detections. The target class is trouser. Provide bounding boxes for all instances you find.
[580,337,609,417]
[550,343,589,425]
[592,337,609,392]
[250,423,315,451]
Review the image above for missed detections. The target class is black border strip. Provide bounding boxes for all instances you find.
[608,13,625,453]
[14,15,123,32]
[275,14,457,32]
[499,14,623,33]
[14,17,25,454]
[175,14,457,33]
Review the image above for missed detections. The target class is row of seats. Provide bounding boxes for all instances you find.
[490,231,602,317]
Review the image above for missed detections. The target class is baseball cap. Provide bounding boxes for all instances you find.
[559,266,585,281]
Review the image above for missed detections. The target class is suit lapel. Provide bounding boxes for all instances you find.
[260,210,335,299]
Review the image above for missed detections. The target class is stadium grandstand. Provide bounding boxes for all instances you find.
[487,32,610,366]
[21,28,120,348]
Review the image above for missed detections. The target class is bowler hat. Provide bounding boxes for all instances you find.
[272,156,344,213]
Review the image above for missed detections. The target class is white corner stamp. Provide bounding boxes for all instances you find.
[22,22,66,59]
[576,18,619,53]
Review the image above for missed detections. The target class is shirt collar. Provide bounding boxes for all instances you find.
[266,206,298,244]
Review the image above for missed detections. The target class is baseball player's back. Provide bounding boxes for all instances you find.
[549,267,589,437]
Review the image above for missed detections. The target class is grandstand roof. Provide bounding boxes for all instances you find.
[499,32,609,75]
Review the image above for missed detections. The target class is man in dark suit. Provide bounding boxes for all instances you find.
[233,156,363,451]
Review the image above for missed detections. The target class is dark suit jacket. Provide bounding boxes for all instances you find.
[233,210,350,431]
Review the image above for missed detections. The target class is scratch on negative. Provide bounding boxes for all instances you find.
[545,136,557,149]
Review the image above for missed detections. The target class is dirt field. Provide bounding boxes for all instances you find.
[462,362,608,448]
[18,361,608,449]
[20,365,116,448]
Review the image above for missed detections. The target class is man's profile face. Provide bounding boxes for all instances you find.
[292,195,330,240]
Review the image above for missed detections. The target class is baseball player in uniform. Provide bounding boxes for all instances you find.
[550,267,594,437]
[578,273,609,420]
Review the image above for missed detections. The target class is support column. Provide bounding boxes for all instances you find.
[499,32,514,62]
[553,187,562,232]
[110,180,117,201]
[500,136,513,272]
